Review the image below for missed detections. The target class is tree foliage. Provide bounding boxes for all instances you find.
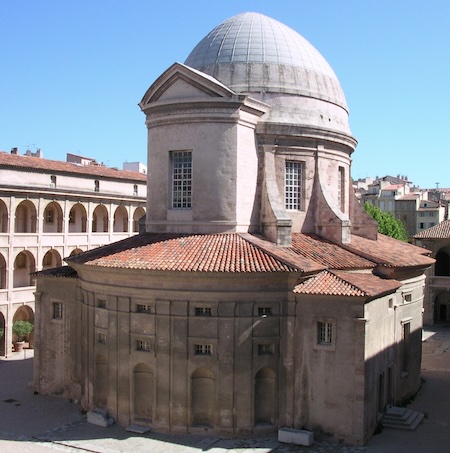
[12,320,34,341]
[364,202,408,242]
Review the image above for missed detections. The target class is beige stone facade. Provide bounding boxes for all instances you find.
[0,150,146,356]
[33,12,433,445]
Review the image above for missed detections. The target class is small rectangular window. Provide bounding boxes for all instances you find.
[195,307,212,316]
[94,180,100,192]
[317,321,333,345]
[404,293,412,303]
[97,299,107,309]
[258,307,272,317]
[171,151,192,209]
[136,304,151,313]
[258,344,274,355]
[136,339,151,351]
[133,184,138,196]
[50,175,57,188]
[97,332,107,344]
[388,298,394,310]
[53,302,63,319]
[194,344,212,355]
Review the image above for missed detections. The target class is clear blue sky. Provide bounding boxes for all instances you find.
[1,0,449,188]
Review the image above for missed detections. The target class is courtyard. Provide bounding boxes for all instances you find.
[0,326,449,452]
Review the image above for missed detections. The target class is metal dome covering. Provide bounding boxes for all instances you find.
[184,12,347,109]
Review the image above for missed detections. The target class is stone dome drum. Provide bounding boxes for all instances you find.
[185,12,353,137]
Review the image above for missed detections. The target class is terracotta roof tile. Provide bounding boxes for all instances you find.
[65,231,433,276]
[290,233,374,269]
[344,234,434,268]
[67,233,315,273]
[294,270,402,297]
[0,151,146,182]
[414,220,450,239]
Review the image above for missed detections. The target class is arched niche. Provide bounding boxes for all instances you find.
[191,368,215,427]
[133,363,154,421]
[254,367,277,425]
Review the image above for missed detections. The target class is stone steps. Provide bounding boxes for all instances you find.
[382,406,424,431]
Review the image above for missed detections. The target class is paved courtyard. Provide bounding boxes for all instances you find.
[1,327,449,452]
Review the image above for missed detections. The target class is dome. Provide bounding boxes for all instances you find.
[185,12,348,110]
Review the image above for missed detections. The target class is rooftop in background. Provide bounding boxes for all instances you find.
[0,148,146,182]
[414,220,450,239]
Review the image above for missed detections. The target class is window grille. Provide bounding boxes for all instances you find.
[194,344,212,355]
[285,161,304,210]
[317,321,333,345]
[171,151,192,209]
[53,302,63,319]
[136,339,151,351]
[195,307,212,316]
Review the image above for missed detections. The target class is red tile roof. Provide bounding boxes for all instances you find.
[294,270,402,297]
[0,151,146,182]
[382,184,404,190]
[67,231,434,274]
[344,234,434,268]
[67,233,324,273]
[414,220,450,239]
[398,194,420,200]
[290,233,374,269]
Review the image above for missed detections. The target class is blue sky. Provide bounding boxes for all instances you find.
[1,0,449,188]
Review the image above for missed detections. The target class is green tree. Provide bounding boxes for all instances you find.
[364,202,408,242]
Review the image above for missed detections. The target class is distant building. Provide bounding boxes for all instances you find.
[0,149,146,357]
[34,12,433,446]
[358,176,449,238]
[123,161,147,174]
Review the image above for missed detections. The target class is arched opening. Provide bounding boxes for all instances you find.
[0,199,8,233]
[95,355,108,408]
[191,368,215,427]
[434,291,449,323]
[42,249,62,269]
[13,251,36,287]
[133,363,154,422]
[43,201,63,233]
[15,200,37,233]
[68,203,87,233]
[113,206,129,232]
[0,253,6,289]
[12,305,35,347]
[254,367,277,426]
[69,248,83,257]
[133,207,146,233]
[435,250,450,276]
[92,205,109,233]
[0,311,5,356]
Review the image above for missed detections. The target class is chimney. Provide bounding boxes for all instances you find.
[10,147,18,155]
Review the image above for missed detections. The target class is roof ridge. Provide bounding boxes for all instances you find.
[239,233,325,274]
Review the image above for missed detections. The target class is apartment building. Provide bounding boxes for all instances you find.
[358,176,449,238]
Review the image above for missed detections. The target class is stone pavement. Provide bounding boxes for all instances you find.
[0,327,449,452]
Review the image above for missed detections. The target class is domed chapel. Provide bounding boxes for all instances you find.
[33,13,433,445]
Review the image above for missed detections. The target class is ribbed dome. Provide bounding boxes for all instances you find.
[185,12,348,110]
